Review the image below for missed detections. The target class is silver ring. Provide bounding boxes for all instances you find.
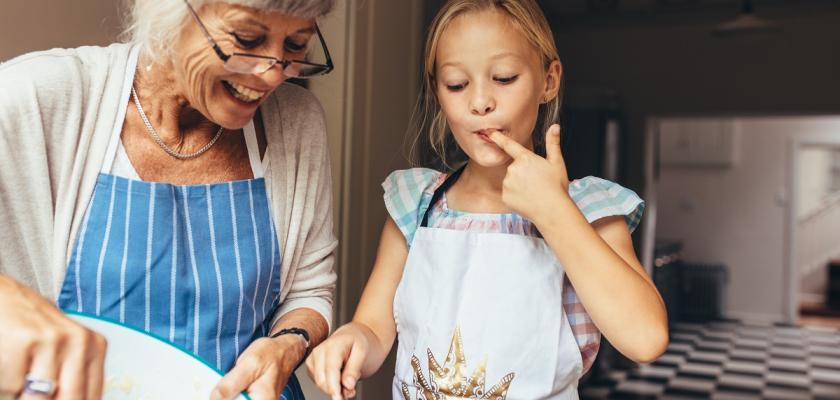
[23,375,57,397]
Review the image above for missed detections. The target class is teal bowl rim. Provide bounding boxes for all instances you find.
[64,309,252,400]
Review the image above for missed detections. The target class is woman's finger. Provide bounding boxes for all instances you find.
[0,338,30,396]
[212,359,254,400]
[85,333,107,400]
[242,373,279,400]
[18,342,60,400]
[54,326,95,400]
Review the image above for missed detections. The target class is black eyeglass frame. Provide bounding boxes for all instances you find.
[183,0,334,77]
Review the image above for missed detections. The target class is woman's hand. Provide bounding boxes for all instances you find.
[211,334,306,400]
[487,124,571,224]
[305,323,371,400]
[0,275,107,400]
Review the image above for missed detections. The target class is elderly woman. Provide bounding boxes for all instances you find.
[0,0,337,399]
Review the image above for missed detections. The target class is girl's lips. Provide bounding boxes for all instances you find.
[475,129,502,143]
[476,128,501,136]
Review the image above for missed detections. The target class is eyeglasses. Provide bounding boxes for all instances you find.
[183,0,333,78]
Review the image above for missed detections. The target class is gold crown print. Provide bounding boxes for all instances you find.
[401,327,515,400]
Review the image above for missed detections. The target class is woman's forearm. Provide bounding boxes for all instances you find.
[270,308,330,361]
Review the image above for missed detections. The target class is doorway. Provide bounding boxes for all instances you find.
[789,140,840,329]
[643,115,840,325]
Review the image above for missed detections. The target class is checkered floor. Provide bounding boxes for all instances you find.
[580,321,840,399]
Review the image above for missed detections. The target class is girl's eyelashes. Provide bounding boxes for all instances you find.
[445,74,519,92]
[443,75,519,91]
[445,82,467,92]
[231,32,266,49]
[494,75,519,84]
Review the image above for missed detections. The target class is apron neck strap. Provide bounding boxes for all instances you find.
[420,165,466,228]
[102,45,141,174]
[242,119,264,178]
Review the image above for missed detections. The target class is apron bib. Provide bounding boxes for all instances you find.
[393,168,583,400]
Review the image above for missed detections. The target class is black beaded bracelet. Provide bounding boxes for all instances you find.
[270,327,311,368]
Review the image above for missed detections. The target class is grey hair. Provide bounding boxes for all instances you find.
[123,0,335,64]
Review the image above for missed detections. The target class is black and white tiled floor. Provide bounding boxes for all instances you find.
[580,321,840,399]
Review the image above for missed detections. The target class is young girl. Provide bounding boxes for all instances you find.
[307,0,668,398]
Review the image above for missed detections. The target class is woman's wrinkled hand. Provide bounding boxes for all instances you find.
[305,323,370,400]
[211,334,306,400]
[0,274,107,400]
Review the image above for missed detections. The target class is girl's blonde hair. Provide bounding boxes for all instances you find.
[409,0,562,171]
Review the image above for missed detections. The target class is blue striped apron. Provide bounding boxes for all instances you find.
[56,51,304,399]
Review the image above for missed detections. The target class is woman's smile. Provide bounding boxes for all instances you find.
[221,80,266,104]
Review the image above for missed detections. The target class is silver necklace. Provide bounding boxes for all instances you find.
[131,87,224,160]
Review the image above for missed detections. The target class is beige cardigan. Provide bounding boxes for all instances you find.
[0,43,336,329]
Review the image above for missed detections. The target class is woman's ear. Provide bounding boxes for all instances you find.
[542,60,562,103]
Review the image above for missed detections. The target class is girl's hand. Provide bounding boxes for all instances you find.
[211,334,306,400]
[0,274,108,400]
[305,324,370,400]
[487,124,570,223]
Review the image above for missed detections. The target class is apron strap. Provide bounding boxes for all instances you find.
[102,45,141,174]
[243,119,264,179]
[419,165,466,228]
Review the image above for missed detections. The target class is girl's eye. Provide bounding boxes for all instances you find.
[446,83,467,92]
[232,33,265,49]
[495,75,519,84]
[284,38,308,53]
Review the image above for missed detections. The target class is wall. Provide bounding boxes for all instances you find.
[552,3,840,195]
[0,0,122,61]
[654,116,840,321]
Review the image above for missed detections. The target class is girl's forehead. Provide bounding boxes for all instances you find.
[436,9,539,69]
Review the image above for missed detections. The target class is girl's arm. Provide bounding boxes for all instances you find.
[539,204,668,363]
[306,217,408,399]
[488,126,668,364]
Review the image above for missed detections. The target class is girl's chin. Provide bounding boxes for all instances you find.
[464,149,512,168]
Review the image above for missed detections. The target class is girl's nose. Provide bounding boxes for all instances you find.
[470,89,496,116]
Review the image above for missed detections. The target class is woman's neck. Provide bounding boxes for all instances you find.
[132,56,218,147]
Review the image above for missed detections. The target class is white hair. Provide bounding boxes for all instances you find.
[123,0,335,64]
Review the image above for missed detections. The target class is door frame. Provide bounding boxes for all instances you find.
[785,135,840,323]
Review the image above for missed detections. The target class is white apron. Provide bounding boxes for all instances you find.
[392,168,584,400]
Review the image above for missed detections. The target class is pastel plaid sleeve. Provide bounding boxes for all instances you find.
[382,168,444,247]
[563,277,601,374]
[568,177,645,233]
